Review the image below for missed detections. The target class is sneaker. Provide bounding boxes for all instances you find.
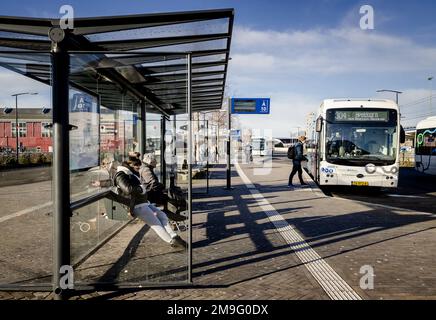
[170,236,187,249]
[287,184,294,188]
[300,182,308,186]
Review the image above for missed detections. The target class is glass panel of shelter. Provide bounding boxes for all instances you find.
[192,117,209,194]
[0,52,53,287]
[68,53,190,286]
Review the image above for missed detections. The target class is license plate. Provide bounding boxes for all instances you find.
[351,181,369,186]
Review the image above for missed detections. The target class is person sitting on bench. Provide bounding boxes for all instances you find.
[113,157,186,249]
[140,153,187,222]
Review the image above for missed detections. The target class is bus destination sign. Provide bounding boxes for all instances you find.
[334,110,389,122]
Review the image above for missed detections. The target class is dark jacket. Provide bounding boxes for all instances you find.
[113,163,147,213]
[293,142,305,165]
[140,165,164,193]
[140,164,167,205]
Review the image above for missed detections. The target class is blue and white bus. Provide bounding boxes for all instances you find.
[307,99,405,188]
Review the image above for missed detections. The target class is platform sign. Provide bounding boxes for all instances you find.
[69,92,100,171]
[70,93,95,113]
[231,98,270,114]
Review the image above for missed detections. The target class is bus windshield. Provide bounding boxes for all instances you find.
[325,108,398,166]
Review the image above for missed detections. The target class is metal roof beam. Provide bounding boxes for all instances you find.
[0,37,50,50]
[144,78,224,90]
[139,60,226,74]
[150,84,224,93]
[0,9,233,36]
[155,88,223,98]
[94,33,229,51]
[72,8,234,35]
[141,70,224,83]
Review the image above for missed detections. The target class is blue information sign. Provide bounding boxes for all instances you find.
[70,93,95,113]
[231,98,270,114]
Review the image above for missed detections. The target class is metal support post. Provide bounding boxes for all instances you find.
[161,115,166,188]
[51,38,71,300]
[187,53,193,284]
[138,100,146,156]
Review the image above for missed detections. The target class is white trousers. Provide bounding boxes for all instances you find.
[133,203,177,243]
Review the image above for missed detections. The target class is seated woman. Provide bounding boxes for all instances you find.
[113,157,186,249]
[91,156,119,188]
[140,153,187,221]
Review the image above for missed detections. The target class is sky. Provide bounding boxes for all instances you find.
[1,0,436,136]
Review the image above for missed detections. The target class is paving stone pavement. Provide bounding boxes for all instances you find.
[1,156,435,300]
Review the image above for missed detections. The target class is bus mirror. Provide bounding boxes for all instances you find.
[400,125,406,144]
[316,117,323,133]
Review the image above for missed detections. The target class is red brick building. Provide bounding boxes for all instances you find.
[0,108,52,153]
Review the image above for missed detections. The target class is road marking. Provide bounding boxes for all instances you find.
[385,194,429,199]
[0,201,52,223]
[235,162,362,300]
[0,189,99,224]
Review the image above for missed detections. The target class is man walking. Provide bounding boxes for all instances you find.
[288,135,308,187]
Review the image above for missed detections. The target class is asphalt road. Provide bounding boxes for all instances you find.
[324,168,436,214]
[270,153,435,214]
[0,165,51,187]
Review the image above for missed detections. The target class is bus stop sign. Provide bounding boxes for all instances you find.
[231,98,270,114]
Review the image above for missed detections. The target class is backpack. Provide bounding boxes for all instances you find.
[287,145,295,159]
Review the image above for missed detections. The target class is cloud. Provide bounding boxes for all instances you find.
[227,24,436,134]
[0,70,51,109]
[230,26,436,77]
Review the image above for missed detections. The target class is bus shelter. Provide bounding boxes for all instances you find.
[0,9,233,298]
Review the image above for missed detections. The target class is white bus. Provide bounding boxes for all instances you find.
[415,116,436,175]
[273,138,298,154]
[252,136,273,157]
[306,99,405,188]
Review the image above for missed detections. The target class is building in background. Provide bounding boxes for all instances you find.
[0,108,52,153]
[306,112,316,141]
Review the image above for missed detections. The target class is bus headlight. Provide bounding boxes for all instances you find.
[365,163,377,174]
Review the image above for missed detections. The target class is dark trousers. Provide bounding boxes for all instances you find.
[289,163,304,185]
[148,191,169,208]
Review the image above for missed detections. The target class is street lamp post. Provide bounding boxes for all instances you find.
[428,77,433,116]
[290,127,301,138]
[11,92,38,163]
[376,89,402,105]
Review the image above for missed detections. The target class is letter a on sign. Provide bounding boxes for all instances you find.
[60,5,74,30]
[59,265,74,290]
[360,5,375,30]
[359,265,374,290]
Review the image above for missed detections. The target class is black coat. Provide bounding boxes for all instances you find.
[113,164,147,213]
[292,142,306,165]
